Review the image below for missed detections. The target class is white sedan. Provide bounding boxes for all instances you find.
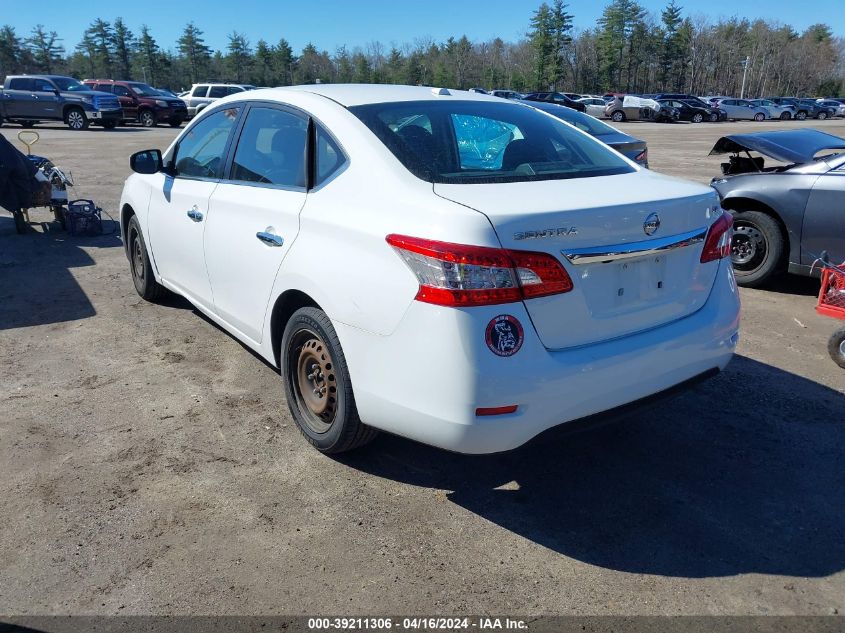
[577,97,609,118]
[120,85,740,454]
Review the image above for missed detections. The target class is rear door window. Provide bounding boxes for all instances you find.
[113,85,131,97]
[229,106,307,188]
[208,86,227,98]
[192,85,209,97]
[33,78,55,92]
[8,78,32,90]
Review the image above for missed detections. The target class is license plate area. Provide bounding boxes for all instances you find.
[613,255,667,306]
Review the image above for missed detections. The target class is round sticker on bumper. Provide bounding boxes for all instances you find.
[486,315,524,357]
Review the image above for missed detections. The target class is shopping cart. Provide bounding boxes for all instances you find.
[815,258,845,368]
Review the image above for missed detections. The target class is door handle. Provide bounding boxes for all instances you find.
[186,207,204,222]
[256,231,284,247]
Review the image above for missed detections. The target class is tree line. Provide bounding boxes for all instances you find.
[0,1,842,97]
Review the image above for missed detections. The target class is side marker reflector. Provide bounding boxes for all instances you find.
[476,405,518,417]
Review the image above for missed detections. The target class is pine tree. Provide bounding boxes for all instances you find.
[226,32,251,82]
[27,24,63,73]
[83,19,115,77]
[0,25,25,75]
[112,18,134,80]
[177,22,211,83]
[136,25,162,86]
[528,3,554,90]
[549,0,573,89]
[273,39,294,86]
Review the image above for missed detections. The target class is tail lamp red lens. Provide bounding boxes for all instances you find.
[386,234,573,307]
[700,212,733,263]
[476,405,518,416]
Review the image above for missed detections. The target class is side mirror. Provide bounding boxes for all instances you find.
[130,149,163,175]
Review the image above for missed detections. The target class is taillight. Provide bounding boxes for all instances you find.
[386,234,573,307]
[634,149,648,164]
[700,213,733,263]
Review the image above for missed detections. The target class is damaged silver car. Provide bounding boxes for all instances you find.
[710,129,845,287]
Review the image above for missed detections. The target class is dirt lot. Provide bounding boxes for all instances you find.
[1,117,844,617]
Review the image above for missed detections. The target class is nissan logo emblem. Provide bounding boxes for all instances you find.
[643,212,661,236]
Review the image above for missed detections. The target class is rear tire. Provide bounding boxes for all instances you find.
[692,112,704,123]
[817,111,828,120]
[102,120,118,129]
[708,112,718,122]
[796,111,807,121]
[828,328,845,369]
[281,307,377,454]
[780,111,791,120]
[730,210,785,287]
[127,215,168,301]
[610,110,625,122]
[168,119,183,128]
[754,112,765,122]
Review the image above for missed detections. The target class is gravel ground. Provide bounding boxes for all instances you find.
[0,116,843,617]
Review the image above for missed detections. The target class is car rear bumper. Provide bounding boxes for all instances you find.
[336,259,740,454]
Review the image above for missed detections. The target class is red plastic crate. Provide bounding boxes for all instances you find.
[817,267,845,320]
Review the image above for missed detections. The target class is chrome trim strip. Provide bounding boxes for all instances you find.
[561,227,707,265]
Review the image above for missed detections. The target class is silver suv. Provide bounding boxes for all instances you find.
[184,83,255,118]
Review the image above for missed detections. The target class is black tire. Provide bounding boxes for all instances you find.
[0,116,4,127]
[20,121,36,128]
[817,111,828,120]
[281,307,377,454]
[51,205,66,229]
[780,111,791,120]
[828,328,845,369]
[13,211,27,234]
[65,107,89,130]
[168,119,183,128]
[139,110,156,127]
[796,111,807,121]
[610,110,625,123]
[692,112,704,123]
[730,210,785,287]
[102,120,118,130]
[708,112,718,122]
[127,215,168,301]
[754,112,765,122]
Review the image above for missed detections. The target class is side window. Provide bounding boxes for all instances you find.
[33,79,55,92]
[315,125,346,186]
[173,107,240,179]
[230,107,307,187]
[208,86,227,98]
[226,86,244,96]
[9,78,32,90]
[113,85,131,97]
[192,85,209,97]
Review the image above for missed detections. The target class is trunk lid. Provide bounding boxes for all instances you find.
[434,171,722,350]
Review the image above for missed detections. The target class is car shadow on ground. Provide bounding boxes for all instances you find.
[0,214,121,330]
[762,274,821,297]
[341,355,845,579]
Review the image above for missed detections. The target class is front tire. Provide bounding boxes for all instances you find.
[708,112,718,122]
[692,112,704,123]
[817,111,828,120]
[282,307,377,454]
[796,111,807,121]
[754,112,765,122]
[65,107,89,130]
[780,111,791,120]
[828,328,845,369]
[730,210,785,287]
[127,215,168,301]
[610,110,625,123]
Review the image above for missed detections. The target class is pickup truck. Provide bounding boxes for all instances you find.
[0,75,123,130]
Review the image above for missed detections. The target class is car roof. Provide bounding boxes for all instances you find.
[239,84,502,107]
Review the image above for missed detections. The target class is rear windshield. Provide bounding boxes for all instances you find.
[349,100,634,184]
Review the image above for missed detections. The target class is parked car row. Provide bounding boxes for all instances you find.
[0,74,257,130]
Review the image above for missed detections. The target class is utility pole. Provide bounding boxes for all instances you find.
[739,56,750,99]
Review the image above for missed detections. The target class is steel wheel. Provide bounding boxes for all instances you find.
[131,231,146,283]
[67,109,86,130]
[731,221,767,272]
[140,110,156,127]
[289,328,338,435]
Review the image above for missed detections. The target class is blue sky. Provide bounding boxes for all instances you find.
[7,0,843,54]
